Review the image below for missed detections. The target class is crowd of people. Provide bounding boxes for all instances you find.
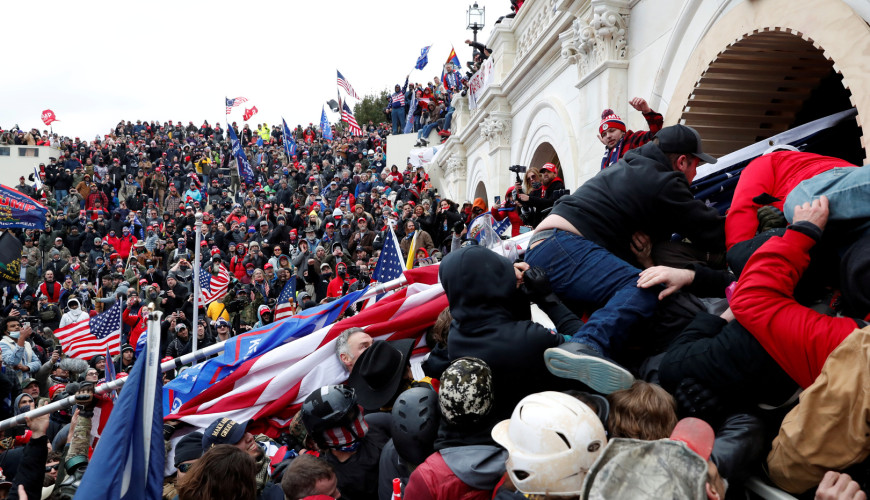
[0,64,868,500]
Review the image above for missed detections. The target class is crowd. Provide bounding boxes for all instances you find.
[0,73,868,500]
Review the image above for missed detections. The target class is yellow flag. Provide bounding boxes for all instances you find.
[406,231,418,269]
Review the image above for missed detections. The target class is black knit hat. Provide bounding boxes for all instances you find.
[841,232,870,319]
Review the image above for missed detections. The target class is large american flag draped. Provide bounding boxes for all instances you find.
[225,96,248,115]
[198,263,231,306]
[274,279,297,321]
[164,267,444,436]
[341,101,363,136]
[336,70,359,100]
[55,300,123,360]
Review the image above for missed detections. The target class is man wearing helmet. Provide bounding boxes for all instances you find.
[300,385,387,499]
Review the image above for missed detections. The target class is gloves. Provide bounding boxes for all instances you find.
[756,205,787,234]
[521,266,559,305]
[674,378,722,420]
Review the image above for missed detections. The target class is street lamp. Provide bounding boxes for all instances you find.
[467,2,486,45]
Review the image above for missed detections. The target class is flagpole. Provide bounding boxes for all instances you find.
[0,272,416,431]
[192,211,203,359]
[142,306,163,476]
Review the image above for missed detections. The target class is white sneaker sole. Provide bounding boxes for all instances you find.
[544,347,635,394]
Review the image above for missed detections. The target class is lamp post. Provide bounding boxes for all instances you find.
[467,2,486,45]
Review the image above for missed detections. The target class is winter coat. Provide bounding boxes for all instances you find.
[440,246,575,421]
[551,142,725,263]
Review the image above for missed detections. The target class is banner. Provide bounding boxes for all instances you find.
[0,231,22,284]
[467,56,495,110]
[41,109,58,126]
[0,185,48,229]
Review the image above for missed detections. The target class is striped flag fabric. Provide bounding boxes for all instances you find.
[164,267,444,436]
[274,279,297,321]
[225,96,248,115]
[32,166,43,191]
[198,263,231,306]
[164,290,366,418]
[336,70,359,100]
[55,299,122,360]
[341,101,363,136]
[362,226,406,308]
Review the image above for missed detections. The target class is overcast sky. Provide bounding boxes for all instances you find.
[2,0,502,140]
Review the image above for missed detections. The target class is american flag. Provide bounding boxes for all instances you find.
[165,267,444,436]
[363,226,406,307]
[341,102,363,136]
[274,279,297,321]
[226,96,248,115]
[55,299,123,360]
[198,263,231,306]
[336,70,359,100]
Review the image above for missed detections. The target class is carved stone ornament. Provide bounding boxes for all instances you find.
[480,116,512,146]
[516,0,559,61]
[560,2,629,77]
[446,155,467,181]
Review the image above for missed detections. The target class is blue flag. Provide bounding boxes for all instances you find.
[415,45,431,70]
[282,118,296,158]
[104,346,118,400]
[320,108,333,141]
[226,124,254,185]
[164,290,365,416]
[0,185,48,229]
[75,337,164,499]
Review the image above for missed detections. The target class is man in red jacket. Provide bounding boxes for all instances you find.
[731,195,870,493]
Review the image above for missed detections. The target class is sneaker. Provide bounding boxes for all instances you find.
[544,343,634,394]
[420,139,428,146]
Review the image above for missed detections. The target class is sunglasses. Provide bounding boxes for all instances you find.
[177,463,194,473]
[45,465,59,472]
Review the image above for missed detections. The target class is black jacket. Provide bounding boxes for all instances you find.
[440,246,577,421]
[659,312,798,408]
[551,142,725,263]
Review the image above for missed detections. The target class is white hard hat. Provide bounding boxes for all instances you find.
[492,391,607,496]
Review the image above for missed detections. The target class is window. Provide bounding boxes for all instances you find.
[0,147,9,156]
[18,148,38,157]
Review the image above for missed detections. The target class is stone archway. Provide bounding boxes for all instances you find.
[679,30,863,164]
[473,181,488,205]
[529,142,560,171]
[662,0,870,163]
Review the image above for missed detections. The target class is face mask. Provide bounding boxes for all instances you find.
[247,270,254,276]
[9,332,20,340]
[336,440,361,453]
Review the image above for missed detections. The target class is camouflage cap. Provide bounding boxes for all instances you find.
[581,438,708,500]
[439,357,493,425]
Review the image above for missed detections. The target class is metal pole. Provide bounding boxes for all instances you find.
[0,272,416,431]
[191,211,203,358]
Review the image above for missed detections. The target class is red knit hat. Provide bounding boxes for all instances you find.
[599,109,626,135]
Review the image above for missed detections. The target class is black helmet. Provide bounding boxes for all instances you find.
[301,385,363,448]
[391,387,440,466]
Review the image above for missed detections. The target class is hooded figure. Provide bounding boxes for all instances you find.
[439,246,583,421]
[59,297,88,328]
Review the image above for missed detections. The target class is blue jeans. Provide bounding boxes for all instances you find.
[525,230,658,356]
[443,107,456,131]
[391,108,406,135]
[55,189,67,205]
[785,165,870,240]
[417,122,439,140]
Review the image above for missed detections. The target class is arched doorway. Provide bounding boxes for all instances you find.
[473,181,488,204]
[679,29,863,164]
[529,142,561,171]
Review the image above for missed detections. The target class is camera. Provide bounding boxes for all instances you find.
[508,165,527,174]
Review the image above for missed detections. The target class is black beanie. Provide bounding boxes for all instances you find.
[174,431,204,467]
[841,233,870,320]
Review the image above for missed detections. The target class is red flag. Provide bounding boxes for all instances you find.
[41,109,58,126]
[243,106,259,121]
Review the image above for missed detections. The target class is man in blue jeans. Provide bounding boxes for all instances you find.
[526,125,725,394]
[389,80,408,135]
